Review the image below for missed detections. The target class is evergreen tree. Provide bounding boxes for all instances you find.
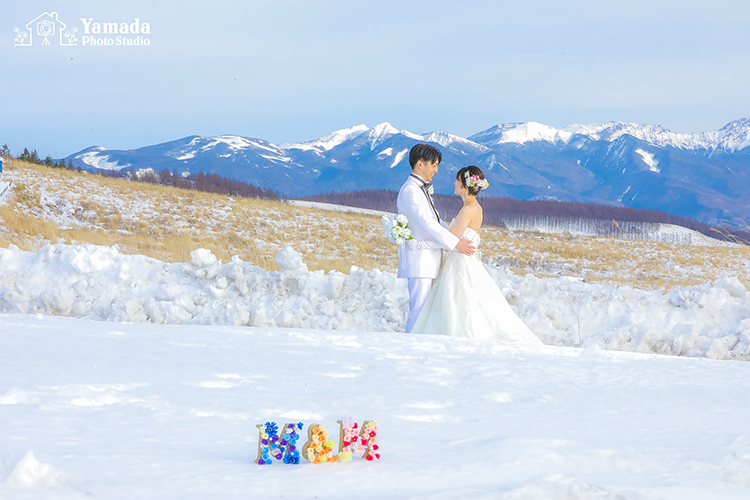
[18,148,30,162]
[44,155,54,166]
[67,159,74,170]
[29,149,41,164]
[1,144,10,157]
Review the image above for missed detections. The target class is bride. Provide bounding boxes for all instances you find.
[410,166,542,343]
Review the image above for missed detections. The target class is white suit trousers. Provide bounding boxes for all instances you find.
[405,278,432,333]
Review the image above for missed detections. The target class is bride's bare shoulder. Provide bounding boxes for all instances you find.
[462,200,483,229]
[460,201,482,215]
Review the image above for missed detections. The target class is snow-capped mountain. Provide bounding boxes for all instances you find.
[470,119,750,152]
[65,119,750,226]
[69,135,322,193]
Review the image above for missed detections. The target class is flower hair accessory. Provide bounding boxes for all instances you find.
[464,171,489,190]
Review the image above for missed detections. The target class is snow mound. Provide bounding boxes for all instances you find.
[274,246,308,271]
[2,451,64,490]
[1,243,750,360]
[190,248,217,267]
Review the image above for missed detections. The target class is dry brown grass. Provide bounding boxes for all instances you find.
[0,159,390,272]
[2,158,750,291]
[479,226,750,291]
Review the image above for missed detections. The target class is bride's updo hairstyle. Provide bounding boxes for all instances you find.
[456,165,488,196]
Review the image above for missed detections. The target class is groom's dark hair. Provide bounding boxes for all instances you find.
[409,143,442,170]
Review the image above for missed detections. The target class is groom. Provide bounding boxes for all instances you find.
[397,143,475,333]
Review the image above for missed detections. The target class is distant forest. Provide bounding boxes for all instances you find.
[300,189,750,245]
[123,169,281,200]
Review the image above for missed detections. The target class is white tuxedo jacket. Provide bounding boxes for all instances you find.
[396,175,459,279]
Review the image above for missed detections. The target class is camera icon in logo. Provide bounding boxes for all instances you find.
[15,11,78,47]
[37,19,55,36]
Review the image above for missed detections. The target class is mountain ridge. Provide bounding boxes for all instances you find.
[64,119,750,226]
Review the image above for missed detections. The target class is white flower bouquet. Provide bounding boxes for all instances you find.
[382,213,413,244]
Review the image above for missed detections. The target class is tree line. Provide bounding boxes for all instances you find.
[300,189,750,245]
[129,169,280,200]
[2,144,80,171]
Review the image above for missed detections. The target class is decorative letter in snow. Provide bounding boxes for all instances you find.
[256,419,378,465]
[337,418,380,462]
[303,423,339,463]
[255,422,303,465]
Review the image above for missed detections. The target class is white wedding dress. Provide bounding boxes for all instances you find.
[411,225,542,343]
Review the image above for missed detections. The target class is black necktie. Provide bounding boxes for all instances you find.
[411,175,439,221]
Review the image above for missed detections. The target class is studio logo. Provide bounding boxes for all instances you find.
[13,12,151,48]
[80,18,151,46]
[14,12,79,46]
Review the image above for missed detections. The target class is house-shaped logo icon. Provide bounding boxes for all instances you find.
[14,12,78,46]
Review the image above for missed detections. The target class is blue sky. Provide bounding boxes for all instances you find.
[2,0,749,157]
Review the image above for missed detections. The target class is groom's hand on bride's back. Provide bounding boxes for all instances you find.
[456,239,476,256]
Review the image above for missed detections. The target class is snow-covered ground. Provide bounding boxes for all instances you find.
[286,199,389,217]
[0,165,389,271]
[1,243,749,361]
[1,313,749,499]
[3,163,750,496]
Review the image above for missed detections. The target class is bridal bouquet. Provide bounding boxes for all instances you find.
[382,214,413,244]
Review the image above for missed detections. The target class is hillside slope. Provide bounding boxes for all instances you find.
[1,159,749,291]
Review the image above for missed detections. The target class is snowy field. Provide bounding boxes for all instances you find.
[1,313,750,499]
[2,165,750,498]
[286,199,389,217]
[1,243,749,360]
